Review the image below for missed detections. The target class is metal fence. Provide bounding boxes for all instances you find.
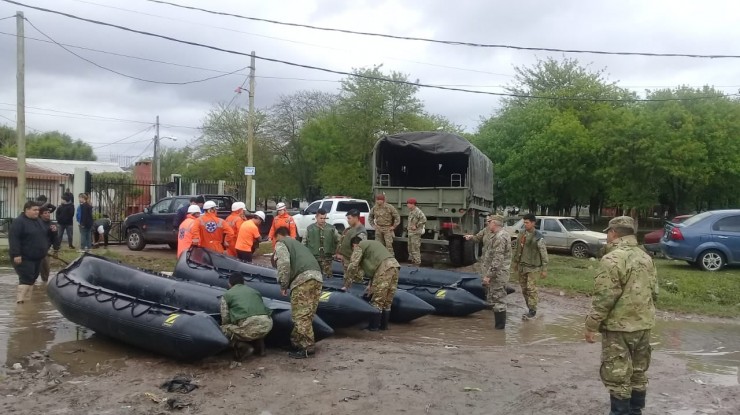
[0,177,65,219]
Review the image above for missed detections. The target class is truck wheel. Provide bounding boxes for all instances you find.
[127,229,146,251]
[168,242,177,250]
[449,238,463,267]
[462,239,478,266]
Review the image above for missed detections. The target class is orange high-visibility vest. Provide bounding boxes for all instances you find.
[195,212,234,254]
[269,212,297,249]
[235,219,262,253]
[224,212,245,257]
[177,215,199,258]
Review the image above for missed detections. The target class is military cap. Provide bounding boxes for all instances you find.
[603,216,635,232]
[406,198,417,204]
[488,214,504,223]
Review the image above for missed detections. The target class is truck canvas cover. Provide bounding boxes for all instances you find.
[374,132,494,201]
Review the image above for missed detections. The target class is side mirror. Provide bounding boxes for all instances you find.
[300,209,306,215]
[143,207,150,214]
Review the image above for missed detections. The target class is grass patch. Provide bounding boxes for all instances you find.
[518,254,740,318]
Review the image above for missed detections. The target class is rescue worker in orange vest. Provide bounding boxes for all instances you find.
[225,202,247,257]
[177,205,201,258]
[192,200,234,254]
[235,211,265,262]
[269,202,297,250]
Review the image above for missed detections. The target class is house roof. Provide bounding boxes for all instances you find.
[0,155,64,180]
[22,158,124,175]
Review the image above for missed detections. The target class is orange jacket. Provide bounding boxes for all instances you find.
[235,219,262,253]
[177,215,199,258]
[269,212,297,249]
[224,212,245,257]
[192,211,234,254]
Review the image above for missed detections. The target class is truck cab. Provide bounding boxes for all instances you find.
[292,196,375,238]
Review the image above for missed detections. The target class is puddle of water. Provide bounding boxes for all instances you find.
[1,270,738,387]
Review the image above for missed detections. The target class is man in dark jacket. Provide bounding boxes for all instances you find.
[56,193,75,249]
[9,201,54,303]
[39,206,61,283]
[76,193,94,252]
[174,196,204,230]
[36,195,56,215]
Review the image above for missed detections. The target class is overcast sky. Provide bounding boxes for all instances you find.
[0,0,739,163]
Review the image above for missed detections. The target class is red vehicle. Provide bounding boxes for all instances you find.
[643,215,692,254]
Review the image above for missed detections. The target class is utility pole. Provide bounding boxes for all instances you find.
[153,115,160,184]
[245,51,256,210]
[16,11,26,214]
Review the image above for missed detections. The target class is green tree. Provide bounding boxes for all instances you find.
[2,131,96,160]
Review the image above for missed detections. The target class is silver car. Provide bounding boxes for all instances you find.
[507,216,607,258]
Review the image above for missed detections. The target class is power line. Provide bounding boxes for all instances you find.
[24,18,250,85]
[142,0,740,60]
[92,125,154,149]
[69,0,514,77]
[0,103,201,129]
[0,15,15,22]
[4,1,736,103]
[132,140,154,161]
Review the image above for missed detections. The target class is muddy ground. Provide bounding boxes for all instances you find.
[1,246,738,414]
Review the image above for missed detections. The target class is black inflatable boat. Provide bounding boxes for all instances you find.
[397,284,487,316]
[48,255,229,361]
[67,254,334,346]
[321,278,435,323]
[174,247,379,328]
[331,260,486,299]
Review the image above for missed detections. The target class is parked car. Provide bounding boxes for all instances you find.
[507,216,607,258]
[660,209,740,271]
[643,215,692,254]
[123,194,236,251]
[292,196,374,238]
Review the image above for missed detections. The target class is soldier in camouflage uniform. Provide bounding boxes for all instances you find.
[336,209,367,275]
[369,194,400,253]
[303,208,340,278]
[474,215,511,329]
[274,227,323,359]
[405,198,426,265]
[513,213,548,320]
[344,237,400,331]
[220,272,273,360]
[585,216,658,415]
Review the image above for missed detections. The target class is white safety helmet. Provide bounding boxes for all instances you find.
[276,202,286,211]
[254,211,266,221]
[232,202,246,211]
[187,205,201,214]
[203,201,218,210]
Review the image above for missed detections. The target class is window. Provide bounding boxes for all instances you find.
[543,219,562,232]
[682,211,714,227]
[320,201,334,212]
[535,219,541,230]
[305,201,320,215]
[560,218,588,231]
[151,199,172,214]
[337,201,369,213]
[172,198,189,213]
[712,216,740,233]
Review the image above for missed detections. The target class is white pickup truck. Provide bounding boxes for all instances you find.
[292,197,374,238]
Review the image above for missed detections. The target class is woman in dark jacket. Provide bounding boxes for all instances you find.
[9,201,54,303]
[76,193,94,252]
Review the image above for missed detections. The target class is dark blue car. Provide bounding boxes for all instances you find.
[660,209,740,271]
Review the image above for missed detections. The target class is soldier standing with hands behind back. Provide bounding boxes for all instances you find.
[369,194,400,253]
[473,215,511,329]
[405,198,426,266]
[513,213,548,320]
[585,216,657,415]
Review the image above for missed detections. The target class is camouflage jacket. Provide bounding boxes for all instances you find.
[369,203,400,228]
[406,208,427,235]
[585,235,658,333]
[480,229,512,281]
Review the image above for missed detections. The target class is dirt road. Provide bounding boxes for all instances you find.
[1,247,738,414]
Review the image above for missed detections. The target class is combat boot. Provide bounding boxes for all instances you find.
[379,310,390,331]
[494,311,506,329]
[609,395,631,415]
[233,341,254,361]
[288,349,309,359]
[251,338,266,357]
[522,309,536,320]
[365,312,381,331]
[629,390,646,415]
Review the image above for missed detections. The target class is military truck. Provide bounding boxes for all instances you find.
[371,131,494,266]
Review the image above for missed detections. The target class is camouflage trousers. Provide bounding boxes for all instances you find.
[518,270,539,311]
[290,279,322,349]
[369,263,399,311]
[408,233,422,265]
[600,330,652,400]
[486,272,509,313]
[221,314,273,345]
[315,257,333,279]
[375,226,395,253]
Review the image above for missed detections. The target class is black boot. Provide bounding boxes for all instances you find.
[365,312,381,331]
[629,390,646,415]
[494,311,506,329]
[610,395,631,415]
[522,309,536,320]
[251,338,266,357]
[288,349,308,359]
[379,310,390,330]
